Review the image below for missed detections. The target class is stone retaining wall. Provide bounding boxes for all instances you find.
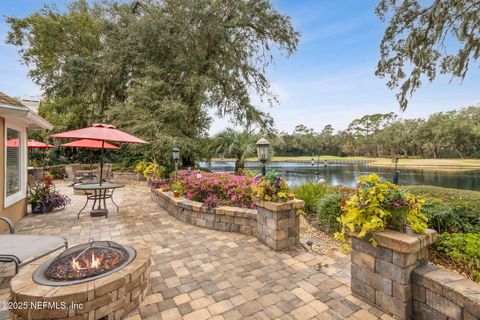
[412,264,480,320]
[151,189,258,236]
[351,230,480,320]
[151,189,304,251]
[350,229,437,320]
[112,172,142,181]
[255,200,302,250]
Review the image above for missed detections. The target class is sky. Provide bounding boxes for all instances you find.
[1,0,479,135]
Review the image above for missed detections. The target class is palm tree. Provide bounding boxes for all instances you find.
[210,128,258,173]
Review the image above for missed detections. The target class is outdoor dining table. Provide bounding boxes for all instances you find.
[73,182,124,219]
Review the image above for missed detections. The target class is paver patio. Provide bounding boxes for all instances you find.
[1,180,393,320]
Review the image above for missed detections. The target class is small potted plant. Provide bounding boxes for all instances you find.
[28,176,71,214]
[170,180,184,198]
[334,174,428,246]
[254,170,290,204]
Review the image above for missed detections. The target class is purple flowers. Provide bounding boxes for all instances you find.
[43,191,71,209]
[387,198,410,209]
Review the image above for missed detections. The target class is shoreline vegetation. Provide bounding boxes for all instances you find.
[210,156,480,171]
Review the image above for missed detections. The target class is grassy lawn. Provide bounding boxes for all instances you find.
[369,158,480,169]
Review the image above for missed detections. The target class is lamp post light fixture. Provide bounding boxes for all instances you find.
[392,156,399,185]
[172,147,180,177]
[255,138,270,176]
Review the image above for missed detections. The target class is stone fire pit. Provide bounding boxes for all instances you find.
[9,242,151,320]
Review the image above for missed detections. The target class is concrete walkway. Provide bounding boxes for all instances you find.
[4,180,392,319]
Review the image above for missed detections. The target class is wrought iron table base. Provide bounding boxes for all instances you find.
[77,189,118,219]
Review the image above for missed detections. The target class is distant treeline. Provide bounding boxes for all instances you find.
[268,106,480,159]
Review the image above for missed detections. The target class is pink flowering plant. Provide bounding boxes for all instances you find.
[171,170,258,209]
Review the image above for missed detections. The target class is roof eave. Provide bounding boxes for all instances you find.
[0,104,53,130]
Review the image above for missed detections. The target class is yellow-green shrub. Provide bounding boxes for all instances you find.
[135,161,165,179]
[335,174,428,246]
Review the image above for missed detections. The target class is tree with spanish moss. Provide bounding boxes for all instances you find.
[376,0,480,110]
[6,0,299,164]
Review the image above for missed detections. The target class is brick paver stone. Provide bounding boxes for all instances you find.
[0,180,392,320]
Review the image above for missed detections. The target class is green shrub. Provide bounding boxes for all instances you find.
[405,185,480,233]
[293,181,336,214]
[316,193,342,231]
[435,233,480,282]
[422,201,480,233]
[405,185,480,211]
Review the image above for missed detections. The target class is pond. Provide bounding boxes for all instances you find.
[200,161,480,191]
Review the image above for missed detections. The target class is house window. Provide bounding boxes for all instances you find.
[5,125,25,207]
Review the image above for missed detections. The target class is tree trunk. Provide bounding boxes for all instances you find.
[235,157,245,174]
[454,147,464,159]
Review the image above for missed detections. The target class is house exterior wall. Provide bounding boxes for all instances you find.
[0,116,27,232]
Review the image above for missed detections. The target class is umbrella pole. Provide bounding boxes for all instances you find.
[99,141,104,185]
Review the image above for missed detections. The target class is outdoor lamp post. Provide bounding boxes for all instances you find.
[392,156,399,185]
[172,147,180,177]
[255,138,270,176]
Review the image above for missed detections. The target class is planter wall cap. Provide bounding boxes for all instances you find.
[368,228,437,253]
[254,199,304,211]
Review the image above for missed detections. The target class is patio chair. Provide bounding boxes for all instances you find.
[100,163,113,182]
[66,164,84,185]
[0,216,68,274]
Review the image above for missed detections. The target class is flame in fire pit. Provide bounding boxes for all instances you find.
[71,252,102,271]
[91,253,100,268]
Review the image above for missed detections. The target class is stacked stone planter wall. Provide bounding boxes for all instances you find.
[151,189,258,236]
[351,229,480,320]
[151,189,304,251]
[412,264,480,320]
[255,200,303,251]
[112,172,144,181]
[350,229,437,320]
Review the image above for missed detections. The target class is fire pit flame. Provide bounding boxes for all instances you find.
[70,252,102,271]
[91,252,101,268]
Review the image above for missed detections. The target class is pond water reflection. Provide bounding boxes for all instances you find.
[200,161,480,191]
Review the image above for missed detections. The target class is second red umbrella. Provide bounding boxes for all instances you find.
[51,124,147,185]
[60,139,120,150]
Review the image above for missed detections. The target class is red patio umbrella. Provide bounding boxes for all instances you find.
[60,139,120,150]
[51,124,147,185]
[6,138,19,148]
[28,139,55,149]
[7,139,55,148]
